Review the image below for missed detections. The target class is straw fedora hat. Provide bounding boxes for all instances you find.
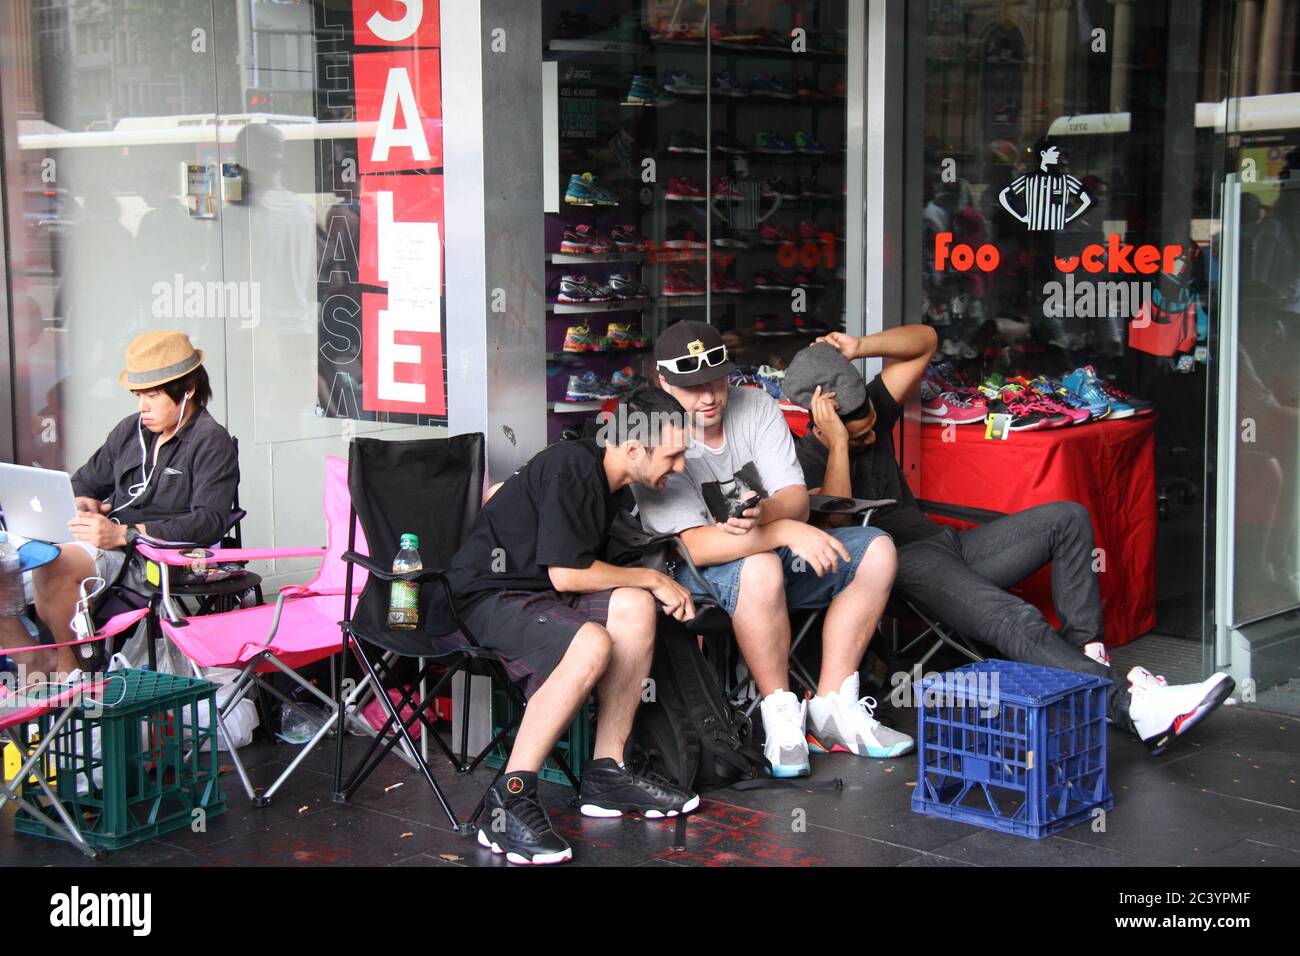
[119,331,206,390]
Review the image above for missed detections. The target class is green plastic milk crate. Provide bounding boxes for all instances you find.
[484,688,594,785]
[16,669,227,851]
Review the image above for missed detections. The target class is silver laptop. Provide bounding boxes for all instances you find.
[0,463,78,544]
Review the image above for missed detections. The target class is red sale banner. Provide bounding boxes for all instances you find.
[352,0,441,48]
[354,49,443,174]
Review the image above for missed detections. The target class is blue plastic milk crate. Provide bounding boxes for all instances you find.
[912,660,1114,839]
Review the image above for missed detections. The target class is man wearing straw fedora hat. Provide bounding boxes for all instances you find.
[22,331,238,678]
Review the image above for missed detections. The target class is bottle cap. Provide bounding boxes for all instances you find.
[399,533,419,550]
[0,531,8,544]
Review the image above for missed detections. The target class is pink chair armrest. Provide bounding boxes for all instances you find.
[137,543,325,566]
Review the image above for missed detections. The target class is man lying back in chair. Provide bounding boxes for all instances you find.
[633,320,910,779]
[784,328,1234,757]
[7,331,238,681]
[446,386,701,866]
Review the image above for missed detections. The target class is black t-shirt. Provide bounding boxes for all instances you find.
[447,439,622,605]
[795,373,943,548]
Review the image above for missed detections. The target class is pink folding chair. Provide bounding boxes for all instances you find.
[140,455,393,808]
[0,608,148,859]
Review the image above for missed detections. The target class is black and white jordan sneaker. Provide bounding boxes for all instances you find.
[477,772,573,865]
[578,758,701,818]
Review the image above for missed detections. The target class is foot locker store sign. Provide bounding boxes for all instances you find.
[318,0,446,423]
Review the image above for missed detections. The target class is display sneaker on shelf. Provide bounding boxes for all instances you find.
[754,131,795,154]
[477,774,571,866]
[762,176,800,199]
[662,70,706,95]
[1062,366,1131,419]
[799,178,833,199]
[750,72,796,99]
[808,674,915,759]
[666,175,707,201]
[610,223,647,252]
[996,382,1073,428]
[793,131,827,155]
[1125,667,1235,757]
[607,323,649,350]
[559,224,612,254]
[794,75,828,100]
[664,220,707,249]
[566,371,618,403]
[759,222,797,244]
[609,129,641,176]
[711,70,746,98]
[1031,374,1105,422]
[712,176,745,201]
[1004,376,1088,426]
[564,172,620,207]
[797,220,825,241]
[623,75,675,107]
[712,130,748,155]
[561,325,598,353]
[711,22,761,44]
[556,274,611,304]
[611,366,648,391]
[793,315,828,335]
[759,690,810,778]
[728,367,763,390]
[711,266,745,294]
[662,268,705,297]
[588,12,646,45]
[792,270,826,289]
[920,379,988,425]
[982,390,1054,431]
[667,129,708,153]
[753,314,791,337]
[1084,367,1155,416]
[754,27,793,51]
[712,226,753,249]
[752,270,792,291]
[605,271,651,300]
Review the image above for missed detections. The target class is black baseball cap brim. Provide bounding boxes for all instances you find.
[654,319,736,386]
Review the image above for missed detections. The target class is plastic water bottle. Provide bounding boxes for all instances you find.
[386,533,421,630]
[0,532,26,617]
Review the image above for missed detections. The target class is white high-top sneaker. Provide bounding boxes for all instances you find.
[1083,642,1110,666]
[1126,666,1234,756]
[759,690,810,778]
[808,673,914,758]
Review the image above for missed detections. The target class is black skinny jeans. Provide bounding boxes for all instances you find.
[895,501,1131,728]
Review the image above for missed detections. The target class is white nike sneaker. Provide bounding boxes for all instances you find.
[1083,642,1110,666]
[759,690,810,778]
[1126,666,1235,756]
[808,673,914,758]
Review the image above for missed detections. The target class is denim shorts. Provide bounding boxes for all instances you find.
[673,525,891,616]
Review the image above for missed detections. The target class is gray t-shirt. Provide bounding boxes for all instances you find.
[632,386,806,535]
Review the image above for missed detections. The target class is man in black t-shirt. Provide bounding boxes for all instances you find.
[784,329,1235,759]
[447,387,701,866]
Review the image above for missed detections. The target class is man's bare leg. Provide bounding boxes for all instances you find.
[817,535,896,695]
[591,587,656,763]
[32,545,101,676]
[728,552,792,697]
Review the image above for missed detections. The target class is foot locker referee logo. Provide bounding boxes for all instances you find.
[998,146,1093,231]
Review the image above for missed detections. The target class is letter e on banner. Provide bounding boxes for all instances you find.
[352,0,440,48]
[354,50,443,173]
[362,291,446,416]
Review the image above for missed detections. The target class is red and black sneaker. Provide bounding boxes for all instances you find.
[560,224,612,254]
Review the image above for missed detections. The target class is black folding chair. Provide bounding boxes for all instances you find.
[331,434,580,833]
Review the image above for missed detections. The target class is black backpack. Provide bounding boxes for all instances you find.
[629,616,769,792]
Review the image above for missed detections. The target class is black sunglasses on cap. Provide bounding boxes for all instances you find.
[656,345,728,376]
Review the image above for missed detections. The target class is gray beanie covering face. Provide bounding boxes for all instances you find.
[780,343,869,419]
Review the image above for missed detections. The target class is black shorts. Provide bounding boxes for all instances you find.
[458,589,613,698]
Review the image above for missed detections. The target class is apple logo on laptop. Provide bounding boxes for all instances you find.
[30,496,42,513]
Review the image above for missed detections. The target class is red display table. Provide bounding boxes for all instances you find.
[917,416,1157,646]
